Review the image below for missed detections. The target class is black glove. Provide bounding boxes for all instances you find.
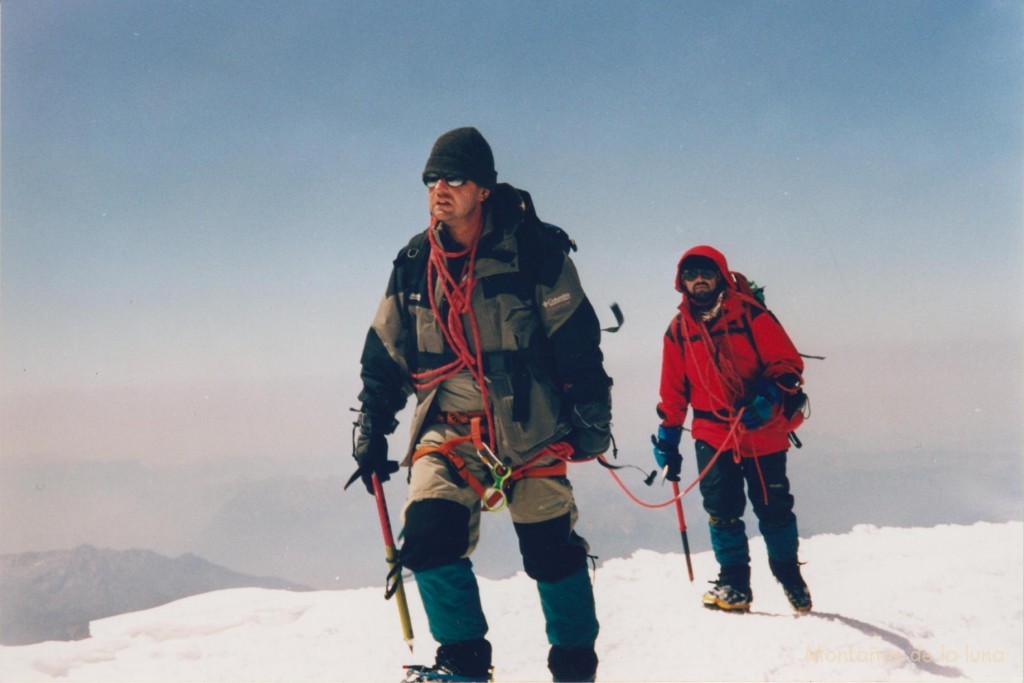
[569,401,612,458]
[344,411,400,494]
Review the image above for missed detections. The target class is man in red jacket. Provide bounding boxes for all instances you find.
[653,245,812,613]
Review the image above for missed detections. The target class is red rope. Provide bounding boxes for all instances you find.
[598,408,745,509]
[409,235,776,509]
[409,221,497,449]
[677,311,744,461]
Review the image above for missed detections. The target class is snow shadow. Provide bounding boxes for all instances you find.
[811,611,966,679]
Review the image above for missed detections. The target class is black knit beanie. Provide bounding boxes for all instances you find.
[423,127,497,190]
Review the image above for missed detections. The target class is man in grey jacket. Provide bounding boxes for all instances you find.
[348,127,612,682]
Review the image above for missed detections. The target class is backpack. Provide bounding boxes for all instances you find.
[731,271,767,309]
[731,272,809,442]
[689,269,809,443]
[518,187,576,256]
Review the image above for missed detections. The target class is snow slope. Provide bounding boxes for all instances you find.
[1,522,1020,682]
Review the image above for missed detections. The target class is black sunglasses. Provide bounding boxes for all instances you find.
[680,267,719,282]
[423,174,468,188]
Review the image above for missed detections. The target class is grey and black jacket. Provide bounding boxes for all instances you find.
[357,183,612,465]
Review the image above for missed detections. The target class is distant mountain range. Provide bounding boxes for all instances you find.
[0,545,309,646]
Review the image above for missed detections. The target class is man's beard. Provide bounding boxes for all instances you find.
[689,286,719,305]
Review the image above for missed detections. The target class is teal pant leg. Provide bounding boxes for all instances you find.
[709,517,752,570]
[761,516,799,563]
[536,568,599,649]
[744,451,800,564]
[414,558,488,645]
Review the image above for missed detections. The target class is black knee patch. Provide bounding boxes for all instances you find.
[513,513,588,582]
[399,499,470,572]
[548,645,598,683]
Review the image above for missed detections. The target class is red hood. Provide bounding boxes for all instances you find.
[675,245,733,294]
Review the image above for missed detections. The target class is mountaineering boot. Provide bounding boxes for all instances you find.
[769,558,812,613]
[402,664,492,683]
[548,645,599,683]
[401,665,489,683]
[782,583,812,613]
[702,583,753,612]
[702,564,752,612]
[402,639,493,682]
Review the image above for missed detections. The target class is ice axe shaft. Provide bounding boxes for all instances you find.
[371,473,414,651]
[671,481,695,582]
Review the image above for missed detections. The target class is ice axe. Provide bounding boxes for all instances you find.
[671,481,695,582]
[371,473,414,652]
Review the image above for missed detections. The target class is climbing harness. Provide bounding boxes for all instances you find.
[411,416,574,512]
[412,411,716,515]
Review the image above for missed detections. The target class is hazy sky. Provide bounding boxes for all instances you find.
[2,0,1022,474]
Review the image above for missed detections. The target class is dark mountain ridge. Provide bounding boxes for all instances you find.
[1,544,309,646]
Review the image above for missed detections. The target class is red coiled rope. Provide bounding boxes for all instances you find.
[677,302,746,463]
[409,221,497,449]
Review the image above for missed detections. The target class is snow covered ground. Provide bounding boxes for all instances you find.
[1,521,1020,682]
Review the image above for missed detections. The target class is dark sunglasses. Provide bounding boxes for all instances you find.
[680,267,719,281]
[423,174,468,188]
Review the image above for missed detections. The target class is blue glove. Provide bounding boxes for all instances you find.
[651,425,683,481]
[740,378,781,429]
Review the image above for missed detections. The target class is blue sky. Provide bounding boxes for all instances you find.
[2,0,1022,471]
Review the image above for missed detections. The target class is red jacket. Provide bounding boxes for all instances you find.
[658,246,804,457]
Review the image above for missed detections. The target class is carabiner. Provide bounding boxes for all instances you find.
[477,441,502,468]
